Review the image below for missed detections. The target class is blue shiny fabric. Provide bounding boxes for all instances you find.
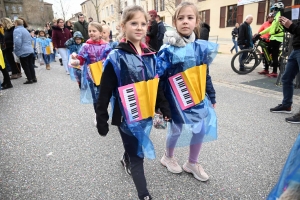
[157,39,219,147]
[268,133,300,200]
[79,43,111,104]
[104,49,157,159]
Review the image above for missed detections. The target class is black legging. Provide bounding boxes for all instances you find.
[265,40,281,73]
[118,127,150,199]
[3,47,20,75]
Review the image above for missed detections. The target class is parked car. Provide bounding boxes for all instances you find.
[163,23,175,31]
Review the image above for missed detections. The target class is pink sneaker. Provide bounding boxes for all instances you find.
[160,153,182,174]
[183,161,209,181]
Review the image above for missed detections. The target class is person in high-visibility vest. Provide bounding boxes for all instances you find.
[259,2,285,78]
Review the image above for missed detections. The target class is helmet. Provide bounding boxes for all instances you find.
[273,2,284,10]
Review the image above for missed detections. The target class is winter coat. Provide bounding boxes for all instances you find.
[258,21,272,40]
[157,21,166,41]
[13,25,34,57]
[73,20,89,41]
[285,21,300,50]
[200,23,210,41]
[260,11,284,43]
[3,26,15,49]
[52,26,72,48]
[64,31,84,54]
[146,20,159,51]
[231,27,239,40]
[238,21,253,47]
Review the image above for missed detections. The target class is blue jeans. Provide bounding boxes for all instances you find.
[42,54,51,64]
[282,49,300,107]
[231,39,238,53]
[239,45,249,70]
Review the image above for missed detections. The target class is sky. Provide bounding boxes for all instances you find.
[44,0,84,19]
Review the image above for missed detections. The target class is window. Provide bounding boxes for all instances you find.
[199,9,210,25]
[18,6,22,12]
[220,6,226,28]
[0,11,3,18]
[154,0,158,11]
[106,7,109,16]
[257,1,266,25]
[12,6,16,12]
[40,6,44,11]
[102,9,104,19]
[5,6,9,11]
[295,0,300,5]
[124,1,127,7]
[133,0,136,4]
[160,0,165,11]
[112,21,115,31]
[111,5,113,15]
[227,4,237,27]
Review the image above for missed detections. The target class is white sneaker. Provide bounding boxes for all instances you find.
[160,153,182,173]
[183,161,209,181]
[66,71,70,75]
[94,117,97,127]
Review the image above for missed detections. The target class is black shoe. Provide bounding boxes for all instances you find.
[141,195,152,200]
[239,68,245,71]
[59,58,63,66]
[2,84,13,90]
[32,78,37,83]
[24,80,33,84]
[270,104,292,113]
[285,112,300,124]
[120,154,131,176]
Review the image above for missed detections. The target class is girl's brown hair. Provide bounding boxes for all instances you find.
[57,18,64,24]
[121,5,148,26]
[88,22,103,32]
[1,18,14,30]
[172,2,201,39]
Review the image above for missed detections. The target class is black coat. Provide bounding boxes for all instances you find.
[232,27,239,39]
[238,21,251,47]
[147,20,159,51]
[286,21,300,50]
[200,23,210,40]
[4,26,15,49]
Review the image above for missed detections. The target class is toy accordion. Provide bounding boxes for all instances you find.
[169,64,207,110]
[118,76,159,123]
[88,61,103,86]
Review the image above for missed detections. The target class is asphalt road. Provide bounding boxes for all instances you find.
[1,55,299,200]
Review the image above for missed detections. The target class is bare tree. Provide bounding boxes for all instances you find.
[165,0,177,16]
[53,0,71,21]
[90,0,100,22]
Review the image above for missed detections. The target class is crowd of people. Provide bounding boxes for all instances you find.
[0,2,299,200]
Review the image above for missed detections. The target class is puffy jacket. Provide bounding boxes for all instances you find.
[52,26,72,48]
[258,21,272,40]
[13,25,34,57]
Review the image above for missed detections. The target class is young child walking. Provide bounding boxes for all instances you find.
[95,5,170,200]
[70,22,111,124]
[101,25,118,49]
[65,31,84,88]
[36,30,53,70]
[157,2,218,181]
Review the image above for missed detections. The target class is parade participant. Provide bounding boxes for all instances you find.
[95,5,171,200]
[70,22,111,125]
[52,18,72,75]
[65,31,84,88]
[157,2,218,181]
[101,25,118,49]
[36,30,53,70]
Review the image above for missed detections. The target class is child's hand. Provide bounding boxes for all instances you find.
[163,31,186,47]
[70,59,79,66]
[71,52,77,59]
[212,104,216,108]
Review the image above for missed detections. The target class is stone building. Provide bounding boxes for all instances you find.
[0,0,53,28]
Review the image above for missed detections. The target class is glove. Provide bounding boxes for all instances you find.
[163,31,186,47]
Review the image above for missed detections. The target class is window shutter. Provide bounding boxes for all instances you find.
[282,0,292,7]
[237,5,244,24]
[220,6,226,28]
[295,0,300,5]
[206,9,210,25]
[257,1,266,25]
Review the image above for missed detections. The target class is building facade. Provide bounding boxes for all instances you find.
[150,0,298,39]
[0,0,53,28]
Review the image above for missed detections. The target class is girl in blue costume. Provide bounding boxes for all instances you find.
[65,31,84,88]
[36,30,53,70]
[71,22,111,125]
[95,5,171,200]
[157,2,218,182]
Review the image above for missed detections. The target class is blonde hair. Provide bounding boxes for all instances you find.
[14,19,24,26]
[88,22,103,32]
[102,24,110,32]
[1,18,14,30]
[173,2,201,39]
